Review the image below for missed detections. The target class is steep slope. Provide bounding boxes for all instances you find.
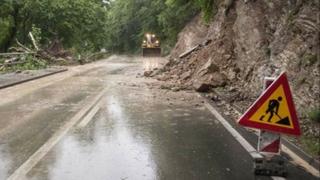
[156,0,319,156]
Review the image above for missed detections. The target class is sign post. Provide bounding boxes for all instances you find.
[237,72,301,177]
[258,78,281,155]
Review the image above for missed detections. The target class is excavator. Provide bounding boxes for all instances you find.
[142,33,161,57]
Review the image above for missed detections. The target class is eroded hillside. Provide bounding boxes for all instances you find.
[155,0,319,156]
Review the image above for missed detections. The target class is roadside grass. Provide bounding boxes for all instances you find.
[300,135,320,157]
[308,108,320,123]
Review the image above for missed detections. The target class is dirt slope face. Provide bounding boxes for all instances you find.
[170,14,209,58]
[157,1,319,143]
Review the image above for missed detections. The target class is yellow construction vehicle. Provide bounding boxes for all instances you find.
[142,33,161,57]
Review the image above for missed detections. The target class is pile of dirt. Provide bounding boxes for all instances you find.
[155,0,319,156]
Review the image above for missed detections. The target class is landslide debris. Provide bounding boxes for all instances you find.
[155,0,320,157]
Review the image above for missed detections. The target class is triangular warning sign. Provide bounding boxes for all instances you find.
[238,72,301,136]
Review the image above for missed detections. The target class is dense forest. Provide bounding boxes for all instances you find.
[0,0,215,55]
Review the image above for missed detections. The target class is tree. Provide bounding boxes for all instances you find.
[0,0,216,54]
[0,0,108,53]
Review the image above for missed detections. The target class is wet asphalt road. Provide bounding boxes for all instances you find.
[0,56,318,180]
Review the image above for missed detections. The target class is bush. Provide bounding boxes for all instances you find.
[1,55,48,73]
[301,136,320,156]
[308,108,320,123]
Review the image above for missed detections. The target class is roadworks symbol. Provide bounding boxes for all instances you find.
[238,72,301,136]
[250,85,293,129]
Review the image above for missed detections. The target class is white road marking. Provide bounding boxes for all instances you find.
[203,102,263,159]
[77,101,101,128]
[203,99,287,180]
[281,145,320,177]
[7,89,107,180]
[200,94,320,178]
[270,177,286,180]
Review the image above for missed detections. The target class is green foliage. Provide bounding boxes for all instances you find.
[302,53,318,67]
[23,0,107,52]
[0,0,218,54]
[0,18,12,50]
[0,0,107,53]
[0,0,15,51]
[308,108,320,123]
[0,55,47,73]
[31,24,42,45]
[301,136,320,156]
[104,0,200,54]
[20,55,47,70]
[195,0,216,23]
[158,0,199,48]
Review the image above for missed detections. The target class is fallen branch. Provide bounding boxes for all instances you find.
[4,57,19,63]
[0,52,35,56]
[179,44,201,59]
[1,61,26,66]
[29,32,39,51]
[15,39,33,52]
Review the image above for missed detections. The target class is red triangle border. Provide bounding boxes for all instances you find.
[238,72,301,136]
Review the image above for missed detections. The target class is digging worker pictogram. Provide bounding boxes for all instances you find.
[260,96,282,122]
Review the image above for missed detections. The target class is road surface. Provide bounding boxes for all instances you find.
[0,56,317,180]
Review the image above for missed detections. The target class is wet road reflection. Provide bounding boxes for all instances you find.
[3,57,317,180]
[0,145,10,180]
[26,79,255,180]
[28,95,157,180]
[0,62,132,179]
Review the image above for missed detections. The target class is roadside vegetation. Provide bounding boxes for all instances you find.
[0,54,47,73]
[301,136,320,157]
[0,0,215,56]
[308,108,320,123]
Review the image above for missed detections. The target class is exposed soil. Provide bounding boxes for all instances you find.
[152,0,320,158]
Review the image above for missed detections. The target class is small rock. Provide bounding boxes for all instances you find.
[224,54,232,60]
[228,87,237,92]
[160,84,171,90]
[171,87,180,92]
[193,82,211,92]
[144,71,152,77]
[198,58,219,76]
[203,39,212,46]
[15,70,22,74]
[180,71,191,80]
[211,95,220,101]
